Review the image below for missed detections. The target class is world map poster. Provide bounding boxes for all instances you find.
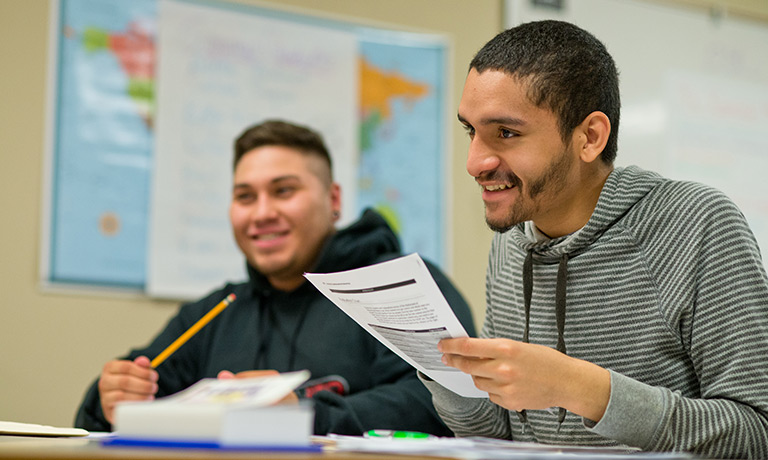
[48,0,156,287]
[46,0,448,295]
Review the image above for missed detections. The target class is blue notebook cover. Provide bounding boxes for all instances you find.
[102,436,323,453]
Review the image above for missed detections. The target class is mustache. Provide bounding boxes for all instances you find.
[476,170,522,188]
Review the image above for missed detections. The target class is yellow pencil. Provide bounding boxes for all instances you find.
[150,293,237,368]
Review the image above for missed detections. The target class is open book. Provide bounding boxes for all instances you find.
[111,370,314,448]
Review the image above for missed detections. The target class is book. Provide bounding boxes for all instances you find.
[112,370,314,448]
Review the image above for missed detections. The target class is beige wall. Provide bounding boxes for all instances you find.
[0,0,499,427]
[2,0,767,428]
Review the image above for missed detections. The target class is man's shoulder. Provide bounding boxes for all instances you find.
[634,177,742,224]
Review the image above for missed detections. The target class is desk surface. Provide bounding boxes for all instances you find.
[0,436,440,460]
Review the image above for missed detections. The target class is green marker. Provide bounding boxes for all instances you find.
[365,430,435,440]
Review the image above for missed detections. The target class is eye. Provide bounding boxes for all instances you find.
[233,191,254,204]
[275,186,296,197]
[499,127,517,139]
[462,124,475,138]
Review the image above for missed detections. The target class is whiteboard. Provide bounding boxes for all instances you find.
[147,0,358,298]
[506,0,768,263]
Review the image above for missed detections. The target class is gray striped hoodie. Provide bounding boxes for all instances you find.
[423,166,768,458]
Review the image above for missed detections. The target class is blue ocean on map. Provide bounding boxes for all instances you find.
[51,0,156,287]
[358,40,446,267]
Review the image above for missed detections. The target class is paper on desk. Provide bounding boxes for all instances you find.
[304,253,486,398]
[0,421,88,437]
[326,435,692,459]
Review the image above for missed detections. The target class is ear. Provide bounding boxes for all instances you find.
[575,111,610,164]
[329,182,342,222]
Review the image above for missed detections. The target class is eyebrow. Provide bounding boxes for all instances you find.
[457,113,527,127]
[232,175,301,189]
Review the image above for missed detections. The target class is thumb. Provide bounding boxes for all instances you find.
[134,355,152,368]
[217,370,236,379]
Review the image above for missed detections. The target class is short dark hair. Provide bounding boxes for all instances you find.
[470,20,620,164]
[233,119,333,179]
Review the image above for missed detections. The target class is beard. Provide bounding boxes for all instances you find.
[484,146,574,233]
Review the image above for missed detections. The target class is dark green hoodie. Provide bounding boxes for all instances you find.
[75,209,475,435]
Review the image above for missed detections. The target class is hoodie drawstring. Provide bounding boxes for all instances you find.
[516,251,534,432]
[254,295,310,371]
[517,250,569,433]
[554,253,568,428]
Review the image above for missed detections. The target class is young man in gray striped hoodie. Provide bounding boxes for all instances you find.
[422,20,768,458]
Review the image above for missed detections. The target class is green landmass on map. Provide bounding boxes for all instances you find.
[73,24,156,128]
[374,203,403,236]
[82,27,110,52]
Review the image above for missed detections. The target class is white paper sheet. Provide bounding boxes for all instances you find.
[305,253,485,398]
[325,434,683,459]
[0,421,88,437]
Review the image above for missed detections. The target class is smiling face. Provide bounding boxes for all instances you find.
[460,69,589,236]
[229,145,340,291]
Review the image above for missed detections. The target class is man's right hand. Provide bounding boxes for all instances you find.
[98,355,158,424]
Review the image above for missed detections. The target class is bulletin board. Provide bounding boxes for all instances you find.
[42,0,450,298]
[506,0,768,265]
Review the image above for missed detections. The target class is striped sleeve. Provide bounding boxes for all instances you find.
[596,184,768,458]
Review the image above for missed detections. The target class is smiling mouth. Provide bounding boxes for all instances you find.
[477,170,520,192]
[484,183,515,192]
[255,232,284,240]
[251,230,289,243]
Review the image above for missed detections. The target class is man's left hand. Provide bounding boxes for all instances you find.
[439,337,610,422]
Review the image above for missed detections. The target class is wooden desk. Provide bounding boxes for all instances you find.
[0,436,439,460]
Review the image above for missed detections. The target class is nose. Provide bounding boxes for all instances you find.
[251,195,278,223]
[466,136,500,179]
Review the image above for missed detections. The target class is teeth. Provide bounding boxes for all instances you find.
[485,184,512,191]
[257,233,282,240]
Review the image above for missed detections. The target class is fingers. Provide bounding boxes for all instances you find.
[217,370,236,379]
[100,358,158,391]
[98,364,158,398]
[232,369,279,379]
[439,337,517,359]
[442,351,495,378]
[98,357,158,424]
[217,369,279,380]
[439,338,515,378]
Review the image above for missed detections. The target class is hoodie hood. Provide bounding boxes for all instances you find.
[510,166,664,259]
[247,208,400,293]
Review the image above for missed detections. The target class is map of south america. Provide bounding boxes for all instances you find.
[358,56,432,236]
[356,42,445,266]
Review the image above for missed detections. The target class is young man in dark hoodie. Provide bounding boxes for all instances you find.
[75,119,474,436]
[424,21,768,458]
